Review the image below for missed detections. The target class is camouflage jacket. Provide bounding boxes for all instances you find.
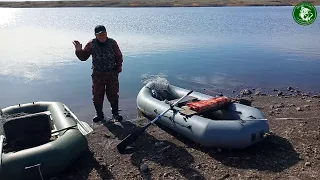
[75,38,123,73]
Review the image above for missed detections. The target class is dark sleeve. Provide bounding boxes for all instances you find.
[113,40,123,70]
[75,40,92,61]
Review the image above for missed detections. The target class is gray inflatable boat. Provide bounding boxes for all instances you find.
[137,82,270,149]
[0,101,90,180]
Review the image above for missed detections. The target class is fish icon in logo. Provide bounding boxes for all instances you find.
[292,2,317,25]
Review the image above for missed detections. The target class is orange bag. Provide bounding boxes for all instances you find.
[186,97,231,113]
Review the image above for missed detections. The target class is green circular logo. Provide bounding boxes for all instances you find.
[292,2,317,26]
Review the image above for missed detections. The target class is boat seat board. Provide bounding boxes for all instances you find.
[169,96,198,106]
[179,106,198,116]
[3,112,52,151]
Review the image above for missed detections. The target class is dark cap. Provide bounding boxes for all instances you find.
[94,25,106,34]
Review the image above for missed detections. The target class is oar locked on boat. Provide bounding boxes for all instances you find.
[0,101,93,180]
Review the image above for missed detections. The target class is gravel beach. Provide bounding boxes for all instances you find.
[53,88,320,180]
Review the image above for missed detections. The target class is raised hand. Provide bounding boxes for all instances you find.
[73,40,82,51]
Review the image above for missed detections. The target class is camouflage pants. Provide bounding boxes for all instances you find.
[91,71,119,107]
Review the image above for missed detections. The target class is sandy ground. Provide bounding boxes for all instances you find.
[0,0,320,8]
[51,88,320,180]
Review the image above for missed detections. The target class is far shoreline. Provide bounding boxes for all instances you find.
[0,0,320,8]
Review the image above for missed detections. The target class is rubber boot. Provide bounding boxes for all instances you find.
[93,103,104,123]
[111,102,123,122]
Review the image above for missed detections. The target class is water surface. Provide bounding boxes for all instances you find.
[0,7,319,122]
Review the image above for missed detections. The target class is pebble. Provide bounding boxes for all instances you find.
[287,87,293,91]
[287,176,301,180]
[269,111,275,116]
[306,100,312,102]
[275,103,285,108]
[303,105,310,109]
[305,162,311,166]
[275,108,282,112]
[104,134,111,138]
[240,89,252,96]
[219,173,230,180]
[277,91,284,96]
[296,107,302,111]
[140,163,149,172]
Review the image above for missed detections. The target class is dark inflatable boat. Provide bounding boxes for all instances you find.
[137,82,270,149]
[0,101,91,180]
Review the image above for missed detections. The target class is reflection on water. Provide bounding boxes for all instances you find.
[0,27,79,81]
[0,8,22,27]
[0,7,319,122]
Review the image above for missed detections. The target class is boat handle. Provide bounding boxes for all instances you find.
[25,163,44,180]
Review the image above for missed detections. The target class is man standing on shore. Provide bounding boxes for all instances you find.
[72,25,123,123]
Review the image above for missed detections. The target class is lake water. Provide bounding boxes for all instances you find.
[0,6,319,122]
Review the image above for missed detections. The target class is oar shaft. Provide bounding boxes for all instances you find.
[116,90,193,152]
[51,125,78,134]
[150,90,193,124]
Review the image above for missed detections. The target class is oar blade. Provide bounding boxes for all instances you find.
[77,121,93,135]
[63,104,94,135]
[116,123,151,152]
